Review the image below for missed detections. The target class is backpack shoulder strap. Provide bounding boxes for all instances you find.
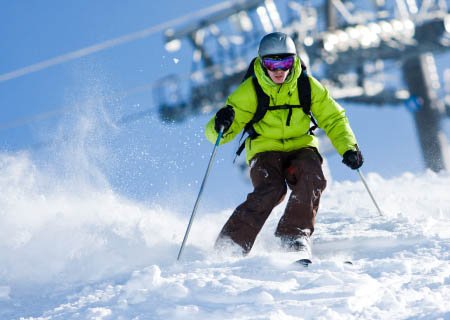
[249,76,270,126]
[298,63,311,114]
[241,56,270,122]
[241,57,257,83]
[235,75,270,158]
[297,63,318,134]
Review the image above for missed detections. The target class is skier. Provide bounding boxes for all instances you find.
[205,32,363,258]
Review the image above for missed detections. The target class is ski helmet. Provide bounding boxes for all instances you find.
[258,32,297,58]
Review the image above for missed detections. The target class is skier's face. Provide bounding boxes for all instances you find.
[262,55,294,84]
[267,69,290,84]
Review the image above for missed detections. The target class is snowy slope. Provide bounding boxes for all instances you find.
[1,152,450,319]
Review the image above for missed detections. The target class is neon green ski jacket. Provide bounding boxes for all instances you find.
[205,56,358,163]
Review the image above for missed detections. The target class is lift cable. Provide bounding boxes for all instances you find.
[0,0,243,83]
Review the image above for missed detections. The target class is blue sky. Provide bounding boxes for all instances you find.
[1,1,449,208]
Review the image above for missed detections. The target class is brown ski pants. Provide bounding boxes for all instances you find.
[216,148,327,254]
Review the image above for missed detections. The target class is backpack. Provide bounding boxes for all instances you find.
[235,57,319,158]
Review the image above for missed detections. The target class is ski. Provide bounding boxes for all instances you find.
[295,258,312,267]
[294,259,353,267]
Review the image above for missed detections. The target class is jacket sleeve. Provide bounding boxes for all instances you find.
[309,76,358,156]
[205,78,257,145]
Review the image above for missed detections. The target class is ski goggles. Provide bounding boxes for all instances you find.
[261,55,295,71]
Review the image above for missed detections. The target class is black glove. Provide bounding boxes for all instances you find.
[214,106,235,133]
[342,149,364,170]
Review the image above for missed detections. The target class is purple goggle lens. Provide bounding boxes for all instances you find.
[262,56,295,71]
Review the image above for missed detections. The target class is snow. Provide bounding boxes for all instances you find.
[1,151,450,319]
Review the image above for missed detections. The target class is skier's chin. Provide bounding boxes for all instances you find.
[272,77,285,84]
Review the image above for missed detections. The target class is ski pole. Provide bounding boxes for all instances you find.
[177,126,225,261]
[357,168,383,216]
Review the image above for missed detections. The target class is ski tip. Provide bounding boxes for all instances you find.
[295,258,312,267]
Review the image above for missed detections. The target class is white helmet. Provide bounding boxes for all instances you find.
[258,32,297,57]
